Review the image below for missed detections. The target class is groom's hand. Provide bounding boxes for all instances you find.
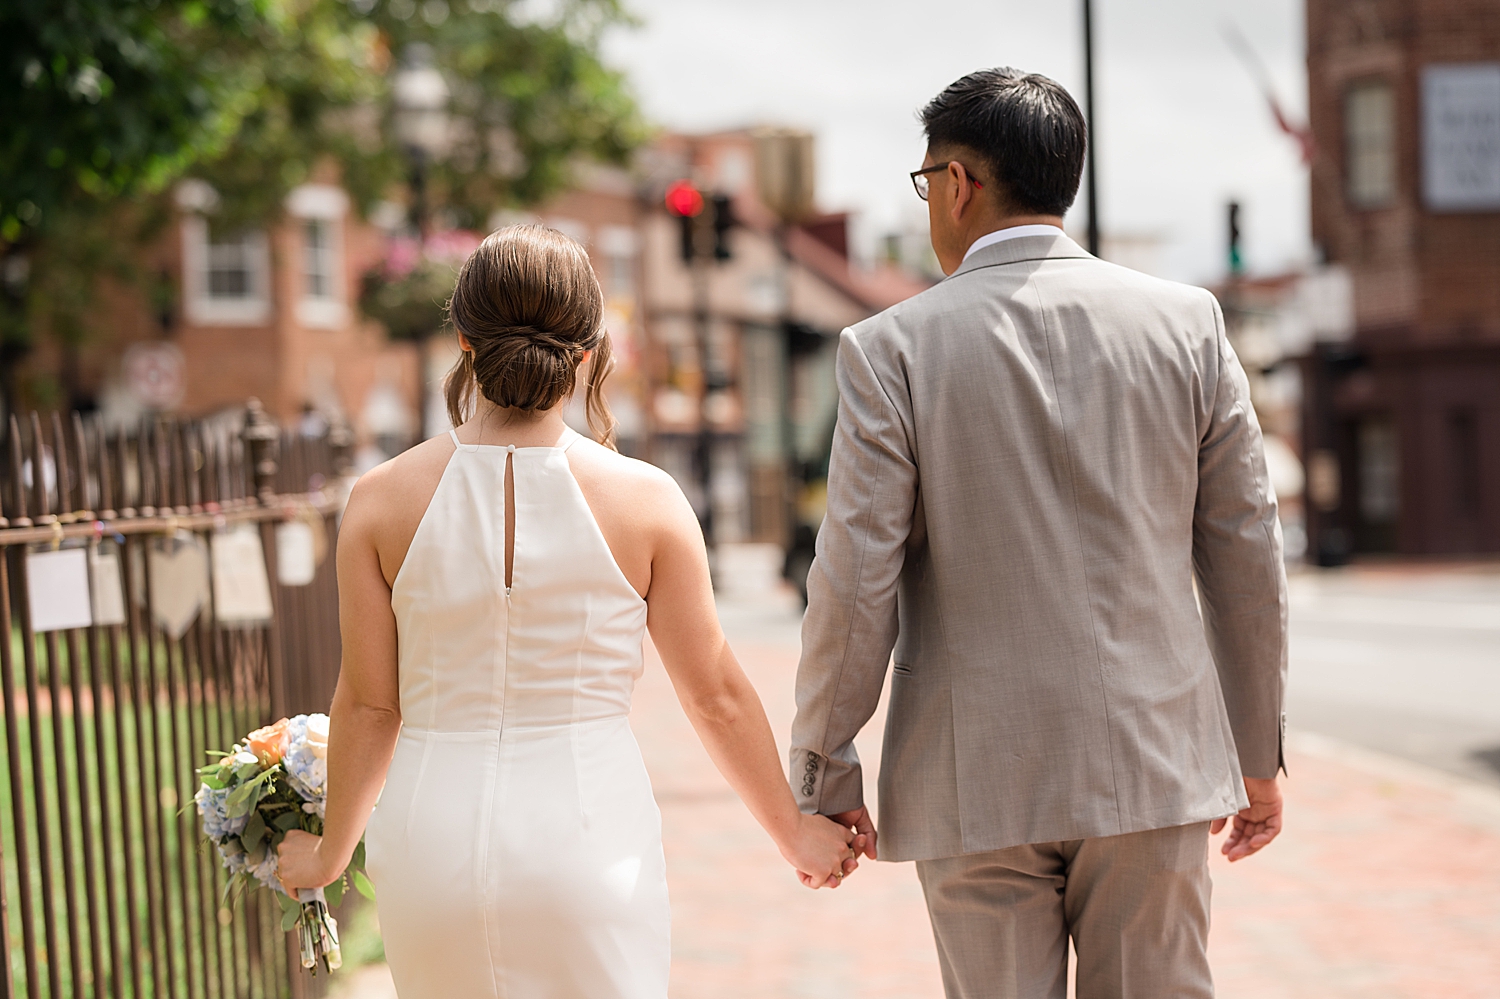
[832,807,877,861]
[1212,777,1283,862]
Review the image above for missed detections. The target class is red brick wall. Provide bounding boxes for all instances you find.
[1307,0,1500,343]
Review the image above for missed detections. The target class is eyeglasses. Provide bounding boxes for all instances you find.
[910,162,985,201]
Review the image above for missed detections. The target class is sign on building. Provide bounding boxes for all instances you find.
[1422,63,1500,211]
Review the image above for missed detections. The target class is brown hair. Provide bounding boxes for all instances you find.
[443,224,616,447]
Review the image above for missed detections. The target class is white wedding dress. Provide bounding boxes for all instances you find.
[365,428,670,998]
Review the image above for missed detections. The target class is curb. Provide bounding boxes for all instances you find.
[1287,729,1500,834]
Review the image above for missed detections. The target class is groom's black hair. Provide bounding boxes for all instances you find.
[920,67,1086,218]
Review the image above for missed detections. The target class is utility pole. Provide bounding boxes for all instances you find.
[1082,0,1100,257]
[663,177,736,556]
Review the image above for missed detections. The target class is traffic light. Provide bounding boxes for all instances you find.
[665,180,704,264]
[1228,201,1243,275]
[665,181,735,264]
[711,194,733,261]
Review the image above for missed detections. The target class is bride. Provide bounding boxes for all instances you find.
[276,224,862,997]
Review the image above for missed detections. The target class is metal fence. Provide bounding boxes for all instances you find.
[0,401,348,999]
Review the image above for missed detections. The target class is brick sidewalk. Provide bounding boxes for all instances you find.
[335,592,1500,998]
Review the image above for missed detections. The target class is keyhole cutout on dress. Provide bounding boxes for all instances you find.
[504,449,515,592]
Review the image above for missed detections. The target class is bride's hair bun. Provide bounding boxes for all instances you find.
[443,225,616,446]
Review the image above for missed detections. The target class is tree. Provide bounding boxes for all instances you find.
[0,0,646,410]
[0,0,298,405]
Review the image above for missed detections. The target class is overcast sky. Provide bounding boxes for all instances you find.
[601,0,1312,285]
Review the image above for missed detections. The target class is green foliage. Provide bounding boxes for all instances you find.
[0,0,284,242]
[370,0,649,227]
[0,0,646,390]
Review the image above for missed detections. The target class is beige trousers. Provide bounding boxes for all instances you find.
[915,822,1214,999]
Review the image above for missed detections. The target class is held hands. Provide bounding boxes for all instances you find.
[1212,776,1283,862]
[275,829,344,897]
[778,813,866,889]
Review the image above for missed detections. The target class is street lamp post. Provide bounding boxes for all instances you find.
[392,44,450,439]
[393,43,450,240]
[1082,0,1100,257]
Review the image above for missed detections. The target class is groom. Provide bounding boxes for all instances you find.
[790,68,1287,998]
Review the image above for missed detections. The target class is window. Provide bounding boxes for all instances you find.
[1358,416,1400,524]
[598,226,638,301]
[1450,408,1480,517]
[182,215,271,326]
[207,229,260,299]
[1346,80,1397,207]
[287,184,348,328]
[304,219,335,300]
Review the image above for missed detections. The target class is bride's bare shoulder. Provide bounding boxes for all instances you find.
[566,439,692,523]
[344,434,455,530]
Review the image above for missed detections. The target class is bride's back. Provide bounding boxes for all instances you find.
[357,224,678,999]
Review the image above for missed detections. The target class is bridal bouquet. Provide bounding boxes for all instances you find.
[195,714,373,974]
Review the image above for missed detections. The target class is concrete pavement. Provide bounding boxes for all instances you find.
[1286,562,1500,787]
[334,572,1500,998]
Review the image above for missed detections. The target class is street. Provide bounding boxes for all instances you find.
[1287,563,1500,787]
[334,560,1500,999]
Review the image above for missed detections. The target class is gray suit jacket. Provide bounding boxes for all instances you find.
[789,232,1287,863]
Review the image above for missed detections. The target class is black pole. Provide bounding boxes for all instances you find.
[1082,0,1100,257]
[692,221,715,552]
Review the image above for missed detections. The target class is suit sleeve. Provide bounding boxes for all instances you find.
[789,329,917,815]
[1193,294,1289,779]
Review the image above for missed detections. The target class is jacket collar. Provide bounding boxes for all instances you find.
[947,230,1094,280]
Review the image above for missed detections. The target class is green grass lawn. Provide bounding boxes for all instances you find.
[0,626,368,999]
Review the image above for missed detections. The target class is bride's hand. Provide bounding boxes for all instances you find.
[275,829,341,897]
[778,813,863,889]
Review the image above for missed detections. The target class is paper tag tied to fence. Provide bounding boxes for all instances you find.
[275,518,318,587]
[148,531,210,640]
[213,525,274,625]
[26,546,93,633]
[89,541,127,627]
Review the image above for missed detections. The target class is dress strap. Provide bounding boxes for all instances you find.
[558,427,582,452]
[448,429,464,449]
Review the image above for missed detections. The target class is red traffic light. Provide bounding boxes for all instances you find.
[664,180,704,218]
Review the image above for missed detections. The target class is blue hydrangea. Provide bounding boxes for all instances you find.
[195,782,247,841]
[216,839,285,893]
[283,714,328,817]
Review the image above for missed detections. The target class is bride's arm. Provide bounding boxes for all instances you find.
[278,478,403,891]
[645,480,862,889]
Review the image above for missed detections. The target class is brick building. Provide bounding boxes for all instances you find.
[1302,0,1500,561]
[523,131,928,550]
[69,130,926,559]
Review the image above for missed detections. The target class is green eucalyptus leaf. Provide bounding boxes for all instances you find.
[281,903,300,932]
[242,810,266,846]
[352,840,366,871]
[324,875,344,908]
[351,869,375,902]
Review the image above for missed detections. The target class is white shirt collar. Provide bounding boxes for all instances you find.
[960,224,1066,264]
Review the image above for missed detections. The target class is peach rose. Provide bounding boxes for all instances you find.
[245,718,290,765]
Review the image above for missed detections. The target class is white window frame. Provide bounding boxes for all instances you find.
[1346,79,1397,209]
[181,215,272,327]
[287,184,349,329]
[598,225,638,301]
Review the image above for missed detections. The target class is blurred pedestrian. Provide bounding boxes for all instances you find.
[790,67,1288,999]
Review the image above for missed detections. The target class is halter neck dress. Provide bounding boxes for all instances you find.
[364,427,670,998]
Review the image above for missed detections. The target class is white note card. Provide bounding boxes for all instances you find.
[89,544,127,627]
[275,520,317,587]
[214,525,274,624]
[27,547,94,633]
[148,532,209,640]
